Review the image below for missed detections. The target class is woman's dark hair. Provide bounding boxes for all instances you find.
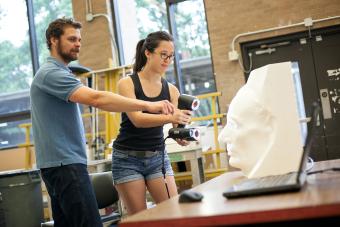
[46,17,82,50]
[133,31,174,73]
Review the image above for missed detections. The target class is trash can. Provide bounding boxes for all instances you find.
[0,169,44,227]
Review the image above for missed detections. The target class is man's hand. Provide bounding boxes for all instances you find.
[145,100,174,115]
[171,109,192,125]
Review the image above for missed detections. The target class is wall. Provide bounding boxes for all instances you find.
[0,147,36,171]
[72,0,116,70]
[72,0,340,115]
[204,0,340,114]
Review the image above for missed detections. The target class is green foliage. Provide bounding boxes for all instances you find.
[0,0,210,94]
[34,0,73,64]
[0,0,72,94]
[136,0,168,39]
[135,0,210,59]
[0,41,32,92]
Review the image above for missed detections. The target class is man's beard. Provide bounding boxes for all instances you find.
[57,43,78,63]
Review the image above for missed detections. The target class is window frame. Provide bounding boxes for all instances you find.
[111,0,216,95]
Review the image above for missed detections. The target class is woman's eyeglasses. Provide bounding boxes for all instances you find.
[155,52,175,61]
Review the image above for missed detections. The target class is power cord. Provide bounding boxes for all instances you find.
[305,156,340,175]
[238,52,253,73]
[162,136,170,199]
[305,157,314,172]
[307,167,340,175]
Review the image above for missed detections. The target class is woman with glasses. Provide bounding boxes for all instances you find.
[111,31,192,215]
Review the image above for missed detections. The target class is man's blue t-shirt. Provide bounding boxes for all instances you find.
[30,56,87,169]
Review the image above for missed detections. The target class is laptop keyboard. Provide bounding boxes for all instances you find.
[232,173,298,190]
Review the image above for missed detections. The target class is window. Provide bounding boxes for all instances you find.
[113,0,168,65]
[0,0,72,149]
[167,0,217,121]
[0,0,32,95]
[34,0,73,65]
[0,0,32,148]
[169,0,215,94]
[113,0,217,124]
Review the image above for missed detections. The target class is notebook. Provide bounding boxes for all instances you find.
[222,103,320,199]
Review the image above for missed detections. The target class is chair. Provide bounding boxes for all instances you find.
[90,171,121,226]
[41,171,121,227]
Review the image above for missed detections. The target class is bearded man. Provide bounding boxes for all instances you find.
[30,17,174,227]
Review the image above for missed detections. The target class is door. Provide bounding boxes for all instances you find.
[311,28,340,159]
[240,25,340,161]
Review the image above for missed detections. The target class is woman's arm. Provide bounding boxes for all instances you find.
[120,78,191,128]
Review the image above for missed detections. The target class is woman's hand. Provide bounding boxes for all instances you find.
[175,138,190,146]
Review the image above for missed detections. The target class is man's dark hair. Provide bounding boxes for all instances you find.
[45,17,82,50]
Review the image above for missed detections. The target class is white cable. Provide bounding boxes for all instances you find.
[91,13,119,67]
[230,15,340,53]
[238,53,253,73]
[85,0,120,67]
[85,0,90,14]
[306,156,314,172]
[231,22,304,52]
[88,0,93,14]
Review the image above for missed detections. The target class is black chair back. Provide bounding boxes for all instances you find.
[90,171,119,209]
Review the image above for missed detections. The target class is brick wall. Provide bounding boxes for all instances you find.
[205,0,340,115]
[72,0,340,115]
[72,0,115,70]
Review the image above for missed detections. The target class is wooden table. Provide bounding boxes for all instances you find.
[167,142,205,187]
[87,159,112,173]
[120,159,340,226]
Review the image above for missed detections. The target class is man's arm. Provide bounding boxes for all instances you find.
[69,86,174,114]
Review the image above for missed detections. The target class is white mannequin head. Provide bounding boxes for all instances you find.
[219,86,275,176]
[219,62,306,178]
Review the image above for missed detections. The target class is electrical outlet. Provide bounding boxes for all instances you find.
[304,17,313,27]
[228,50,239,61]
[86,13,93,22]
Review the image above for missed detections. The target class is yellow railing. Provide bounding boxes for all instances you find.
[18,66,227,180]
[79,65,133,146]
[77,65,133,158]
[181,92,227,180]
[18,123,34,169]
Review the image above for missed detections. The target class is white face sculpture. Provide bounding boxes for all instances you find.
[219,86,274,176]
[219,62,305,178]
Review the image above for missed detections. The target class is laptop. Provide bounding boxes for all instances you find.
[222,102,320,199]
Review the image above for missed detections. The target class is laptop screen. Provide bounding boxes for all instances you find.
[291,62,308,147]
[297,102,320,175]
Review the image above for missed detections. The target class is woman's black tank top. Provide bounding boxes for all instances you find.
[113,73,170,151]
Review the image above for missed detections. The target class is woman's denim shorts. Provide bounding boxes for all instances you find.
[111,148,174,185]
